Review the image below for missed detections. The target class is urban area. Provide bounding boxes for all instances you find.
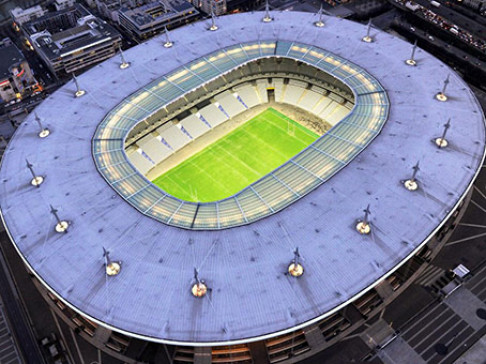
[0,0,486,363]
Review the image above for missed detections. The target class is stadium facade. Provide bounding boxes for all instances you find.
[0,11,485,364]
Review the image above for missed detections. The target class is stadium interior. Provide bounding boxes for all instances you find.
[94,41,388,230]
[124,57,355,196]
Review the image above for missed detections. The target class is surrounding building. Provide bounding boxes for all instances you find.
[94,0,153,24]
[198,0,227,15]
[10,5,46,26]
[226,0,261,13]
[461,0,486,12]
[21,4,122,76]
[0,38,37,104]
[94,0,130,23]
[54,0,77,11]
[118,0,199,40]
[191,0,261,14]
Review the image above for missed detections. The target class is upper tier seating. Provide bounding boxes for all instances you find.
[272,78,350,126]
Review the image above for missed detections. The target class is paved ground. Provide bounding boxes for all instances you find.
[0,297,22,364]
[0,229,124,364]
[0,229,45,364]
[378,282,486,364]
[453,335,486,364]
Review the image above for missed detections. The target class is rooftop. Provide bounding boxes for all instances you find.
[0,38,25,80]
[0,11,484,346]
[119,0,197,26]
[10,5,45,19]
[24,4,120,61]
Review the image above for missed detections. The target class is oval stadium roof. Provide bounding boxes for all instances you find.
[0,11,485,345]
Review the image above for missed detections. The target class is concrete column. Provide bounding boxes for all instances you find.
[93,325,112,345]
[248,341,270,364]
[303,324,326,348]
[375,280,394,300]
[194,346,212,364]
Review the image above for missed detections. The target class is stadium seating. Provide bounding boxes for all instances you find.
[213,90,231,102]
[126,148,154,175]
[215,92,247,118]
[156,124,191,150]
[131,77,353,176]
[282,84,306,105]
[256,79,269,103]
[199,104,228,127]
[344,101,354,110]
[94,41,388,230]
[273,78,285,103]
[327,107,352,126]
[269,78,351,127]
[298,89,322,112]
[328,92,345,104]
[318,101,341,123]
[136,134,172,164]
[233,85,260,108]
[313,96,333,115]
[125,71,355,193]
[180,114,210,139]
[311,85,326,94]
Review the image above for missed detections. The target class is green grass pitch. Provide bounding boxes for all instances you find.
[152,108,319,202]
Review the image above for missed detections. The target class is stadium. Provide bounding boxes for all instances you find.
[0,9,485,364]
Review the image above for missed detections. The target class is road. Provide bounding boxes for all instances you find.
[0,234,46,364]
